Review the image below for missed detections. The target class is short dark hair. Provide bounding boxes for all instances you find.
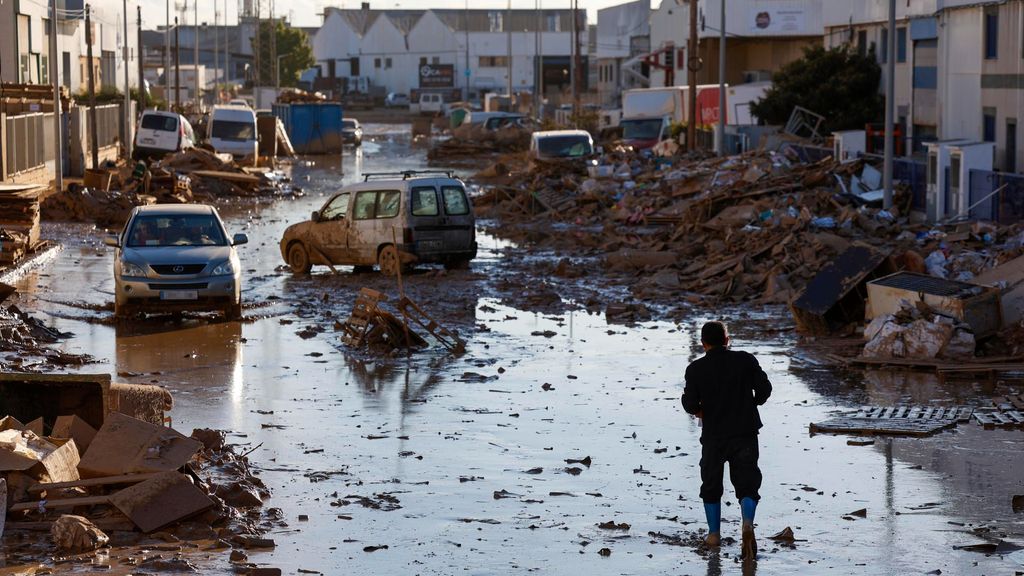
[701,321,728,347]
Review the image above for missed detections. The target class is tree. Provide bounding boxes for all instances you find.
[750,45,884,133]
[251,20,316,88]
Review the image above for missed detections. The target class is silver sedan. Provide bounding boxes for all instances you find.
[105,204,247,320]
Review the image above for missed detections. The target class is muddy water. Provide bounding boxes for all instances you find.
[5,125,1024,574]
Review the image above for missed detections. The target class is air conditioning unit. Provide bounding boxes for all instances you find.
[924,139,969,222]
[946,141,995,218]
[832,130,866,163]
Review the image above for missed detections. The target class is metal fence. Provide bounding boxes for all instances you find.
[968,169,1024,224]
[893,157,927,211]
[88,104,122,152]
[4,112,54,176]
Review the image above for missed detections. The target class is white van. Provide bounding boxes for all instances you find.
[208,105,258,161]
[417,93,444,116]
[134,110,195,160]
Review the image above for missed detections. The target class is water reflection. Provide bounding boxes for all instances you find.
[115,320,243,391]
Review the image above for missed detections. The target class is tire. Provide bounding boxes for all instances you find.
[288,242,312,275]
[377,245,405,276]
[225,298,243,321]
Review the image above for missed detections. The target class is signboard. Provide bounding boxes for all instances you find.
[419,64,455,88]
[749,7,806,34]
[696,86,725,125]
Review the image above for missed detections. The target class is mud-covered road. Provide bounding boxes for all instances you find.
[4,125,1024,575]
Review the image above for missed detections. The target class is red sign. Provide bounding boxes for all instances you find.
[696,87,726,125]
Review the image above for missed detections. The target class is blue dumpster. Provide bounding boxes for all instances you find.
[271,102,344,154]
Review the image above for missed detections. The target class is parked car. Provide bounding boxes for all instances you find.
[133,110,196,160]
[483,114,528,131]
[279,172,477,275]
[104,204,248,320]
[385,92,410,108]
[529,130,595,160]
[228,98,252,108]
[342,118,363,147]
[417,93,444,116]
[208,105,259,161]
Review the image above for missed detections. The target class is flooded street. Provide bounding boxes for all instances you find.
[6,125,1024,575]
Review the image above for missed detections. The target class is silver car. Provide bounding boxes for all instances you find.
[105,204,248,320]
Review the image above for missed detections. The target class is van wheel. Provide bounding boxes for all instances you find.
[378,245,406,276]
[288,243,312,275]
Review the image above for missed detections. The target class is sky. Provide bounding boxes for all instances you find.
[139,0,633,30]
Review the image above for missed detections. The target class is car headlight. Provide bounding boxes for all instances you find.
[121,261,147,277]
[211,260,235,276]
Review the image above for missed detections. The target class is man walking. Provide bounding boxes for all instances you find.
[681,321,772,560]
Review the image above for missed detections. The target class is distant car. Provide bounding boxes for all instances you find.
[417,93,444,116]
[483,114,528,131]
[342,118,363,146]
[208,105,259,161]
[529,129,595,160]
[104,204,248,320]
[228,98,252,108]
[134,110,196,160]
[279,173,477,275]
[385,92,410,108]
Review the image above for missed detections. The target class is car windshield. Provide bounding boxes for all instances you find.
[141,114,178,132]
[537,135,592,158]
[343,120,358,129]
[127,214,227,247]
[622,119,663,140]
[211,119,255,141]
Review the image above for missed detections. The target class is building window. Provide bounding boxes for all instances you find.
[983,108,997,143]
[40,54,49,84]
[880,27,887,64]
[896,27,907,62]
[1006,119,1017,173]
[385,57,392,69]
[856,30,868,56]
[488,11,503,32]
[419,57,427,66]
[545,14,560,32]
[984,5,998,60]
[432,56,440,64]
[374,58,381,69]
[479,56,508,67]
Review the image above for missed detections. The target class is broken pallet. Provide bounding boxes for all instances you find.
[810,405,973,437]
[973,409,1024,429]
[339,288,388,348]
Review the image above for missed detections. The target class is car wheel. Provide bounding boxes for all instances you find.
[225,298,243,321]
[288,242,313,275]
[377,245,406,276]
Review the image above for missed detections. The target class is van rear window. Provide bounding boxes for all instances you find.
[211,120,255,141]
[441,186,469,216]
[141,114,178,132]
[411,187,439,216]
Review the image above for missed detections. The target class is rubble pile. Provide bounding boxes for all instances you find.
[863,301,976,361]
[0,408,271,569]
[0,304,93,369]
[0,184,43,265]
[42,148,297,227]
[472,146,1022,308]
[428,123,531,162]
[275,89,329,104]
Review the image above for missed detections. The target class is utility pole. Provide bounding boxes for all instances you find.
[138,6,145,115]
[224,0,230,87]
[686,0,697,152]
[538,0,544,117]
[194,0,199,111]
[464,0,470,102]
[124,0,132,160]
[271,0,278,94]
[175,17,181,112]
[166,0,171,109]
[214,4,219,99]
[86,4,99,170]
[572,0,581,122]
[716,0,725,156]
[534,0,539,117]
[49,0,63,192]
[506,0,513,100]
[883,0,895,210]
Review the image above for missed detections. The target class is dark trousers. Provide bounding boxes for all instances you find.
[699,434,761,503]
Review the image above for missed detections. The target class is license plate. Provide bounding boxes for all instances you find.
[420,240,443,250]
[160,290,198,300]
[141,137,155,144]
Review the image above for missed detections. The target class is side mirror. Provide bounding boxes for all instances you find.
[232,233,249,246]
[103,235,120,248]
[311,210,320,222]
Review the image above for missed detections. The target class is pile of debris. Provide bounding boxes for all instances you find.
[0,295,93,370]
[428,123,531,162]
[275,89,329,104]
[472,145,1023,314]
[337,288,465,354]
[0,184,44,266]
[863,300,976,361]
[0,374,271,570]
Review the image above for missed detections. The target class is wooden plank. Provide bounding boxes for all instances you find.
[189,170,262,184]
[0,478,6,539]
[9,495,111,512]
[28,472,162,494]
[923,407,934,420]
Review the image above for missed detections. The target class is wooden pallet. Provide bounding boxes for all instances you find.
[973,409,1024,429]
[993,394,1024,412]
[809,405,972,437]
[339,288,387,348]
[395,296,465,354]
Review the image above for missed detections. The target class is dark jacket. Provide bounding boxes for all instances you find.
[681,346,772,441]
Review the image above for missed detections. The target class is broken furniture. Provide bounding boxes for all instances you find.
[810,406,973,437]
[865,272,1002,339]
[339,288,456,352]
[395,296,466,354]
[791,246,897,335]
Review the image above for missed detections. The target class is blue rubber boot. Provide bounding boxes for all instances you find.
[703,502,721,546]
[740,497,757,560]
